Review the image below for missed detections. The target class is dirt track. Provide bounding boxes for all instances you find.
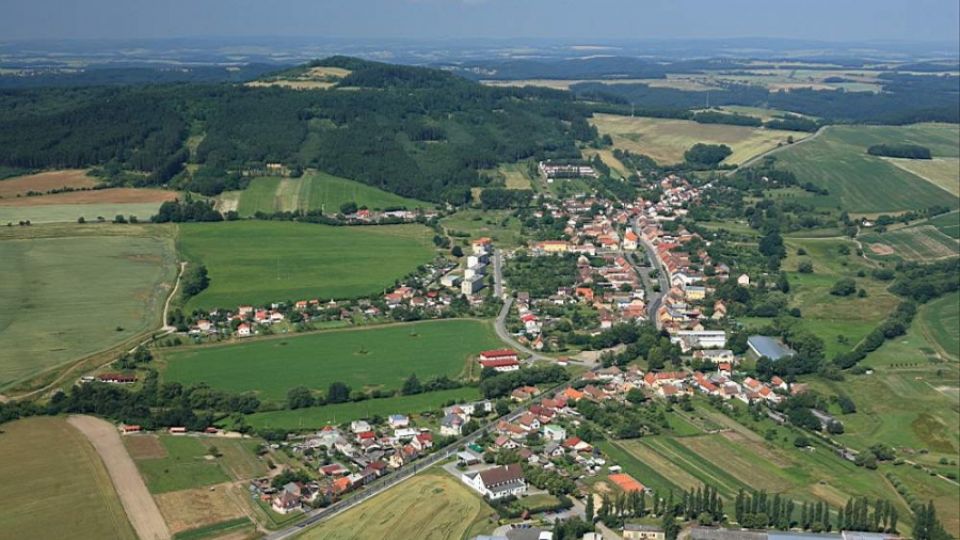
[68,415,171,540]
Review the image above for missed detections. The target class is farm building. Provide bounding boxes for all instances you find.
[747,336,797,361]
[479,349,519,362]
[624,524,666,540]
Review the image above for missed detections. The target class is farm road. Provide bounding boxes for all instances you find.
[68,415,171,540]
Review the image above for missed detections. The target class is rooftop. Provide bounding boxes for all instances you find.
[747,335,797,361]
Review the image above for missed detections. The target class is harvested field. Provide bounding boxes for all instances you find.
[0,187,177,206]
[0,169,96,198]
[68,415,171,540]
[125,434,168,460]
[591,113,805,166]
[863,225,959,261]
[154,483,246,534]
[298,470,496,540]
[883,157,960,196]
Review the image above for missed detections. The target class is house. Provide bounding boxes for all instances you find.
[462,464,527,499]
[320,463,349,477]
[388,414,410,428]
[461,275,485,295]
[350,420,372,434]
[237,323,252,337]
[272,491,302,514]
[562,436,593,453]
[624,524,665,540]
[542,424,567,442]
[737,274,750,286]
[120,424,142,433]
[440,413,465,436]
[97,373,137,384]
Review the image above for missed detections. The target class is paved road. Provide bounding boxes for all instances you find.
[493,248,505,298]
[631,218,669,326]
[491,248,552,364]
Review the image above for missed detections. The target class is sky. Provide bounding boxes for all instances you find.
[1,0,958,44]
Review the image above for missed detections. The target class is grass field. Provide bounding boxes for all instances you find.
[241,387,482,431]
[783,237,900,358]
[0,417,136,539]
[161,319,503,402]
[928,211,960,239]
[441,209,525,248]
[883,157,960,196]
[296,470,496,540]
[917,292,960,360]
[132,435,231,494]
[861,225,959,262]
[177,221,436,310]
[0,224,177,389]
[230,171,427,216]
[590,113,807,166]
[772,124,960,214]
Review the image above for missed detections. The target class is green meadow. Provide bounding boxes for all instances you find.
[133,435,231,494]
[0,224,177,389]
[772,123,960,214]
[160,320,503,402]
[232,171,428,217]
[177,221,436,310]
[782,237,900,358]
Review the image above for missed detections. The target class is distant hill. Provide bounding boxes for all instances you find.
[0,57,594,204]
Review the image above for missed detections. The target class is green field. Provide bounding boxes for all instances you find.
[772,124,960,214]
[229,171,428,217]
[0,202,168,224]
[861,224,959,262]
[0,224,177,389]
[928,211,960,239]
[783,237,900,358]
[883,157,960,196]
[590,113,808,166]
[177,221,436,310]
[917,292,960,360]
[134,435,231,494]
[0,417,136,539]
[241,387,481,431]
[441,209,525,248]
[161,319,503,402]
[296,470,495,540]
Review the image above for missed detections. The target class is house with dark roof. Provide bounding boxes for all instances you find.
[461,463,527,499]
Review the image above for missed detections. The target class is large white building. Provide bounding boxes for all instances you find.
[462,464,527,499]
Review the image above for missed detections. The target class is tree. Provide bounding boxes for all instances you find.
[451,245,464,258]
[287,386,315,409]
[585,494,595,523]
[684,143,733,167]
[339,201,358,215]
[798,261,814,273]
[830,278,857,297]
[402,373,423,395]
[326,382,351,404]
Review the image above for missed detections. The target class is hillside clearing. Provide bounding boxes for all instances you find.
[883,157,960,196]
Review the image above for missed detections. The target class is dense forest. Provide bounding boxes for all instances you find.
[573,73,960,124]
[0,57,594,203]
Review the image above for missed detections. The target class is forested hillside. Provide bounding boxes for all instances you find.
[0,57,593,203]
[574,73,960,124]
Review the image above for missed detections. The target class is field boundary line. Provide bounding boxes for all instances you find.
[69,415,172,540]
